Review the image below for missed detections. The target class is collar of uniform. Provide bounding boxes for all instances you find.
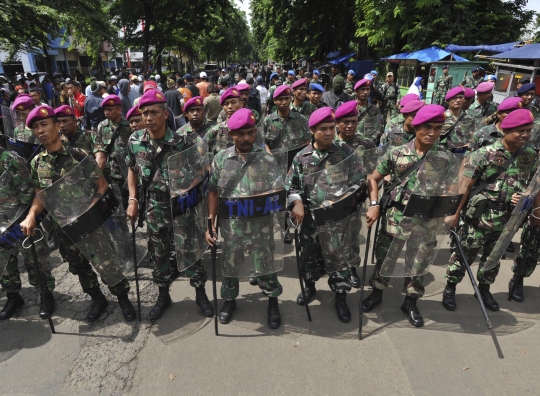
[401,138,438,156]
[492,139,507,153]
[140,127,176,144]
[43,143,70,157]
[189,120,210,133]
[301,142,339,156]
[225,144,263,159]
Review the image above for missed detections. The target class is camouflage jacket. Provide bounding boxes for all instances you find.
[290,101,317,117]
[264,110,310,150]
[435,75,453,95]
[380,82,401,103]
[380,122,415,147]
[13,125,39,144]
[177,121,213,146]
[91,118,132,180]
[440,110,475,149]
[0,148,33,212]
[205,120,233,157]
[467,100,498,128]
[344,81,354,96]
[335,132,376,151]
[356,103,383,143]
[216,108,260,125]
[461,75,482,89]
[266,82,283,113]
[469,124,502,151]
[60,128,93,153]
[385,114,405,136]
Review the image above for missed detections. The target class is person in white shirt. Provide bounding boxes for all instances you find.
[256,76,268,117]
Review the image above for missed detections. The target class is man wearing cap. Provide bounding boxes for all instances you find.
[383,93,420,137]
[285,70,296,87]
[290,79,316,117]
[275,65,286,83]
[197,72,209,99]
[354,78,382,144]
[91,95,132,208]
[8,95,38,152]
[380,100,424,146]
[440,87,475,152]
[380,72,401,121]
[183,74,200,97]
[21,105,136,322]
[461,67,483,89]
[461,87,476,112]
[321,75,352,110]
[434,65,452,106]
[266,72,283,114]
[363,104,457,327]
[443,109,538,312]
[177,96,213,145]
[126,90,214,321]
[335,100,376,151]
[107,76,118,96]
[235,83,261,123]
[370,70,379,89]
[308,83,326,109]
[84,81,107,131]
[55,105,93,152]
[126,106,145,133]
[517,83,540,130]
[218,69,230,87]
[129,75,141,104]
[205,108,283,328]
[467,82,498,129]
[344,70,355,96]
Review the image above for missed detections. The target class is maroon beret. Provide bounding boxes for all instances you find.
[26,105,55,128]
[54,105,75,117]
[445,86,465,101]
[400,100,424,114]
[476,82,494,93]
[138,90,166,108]
[411,104,446,126]
[464,88,475,99]
[227,108,256,131]
[100,94,121,108]
[400,93,419,107]
[291,78,308,90]
[497,97,522,112]
[12,95,35,111]
[184,96,204,112]
[126,106,142,120]
[334,101,357,119]
[308,107,335,128]
[354,79,371,91]
[220,87,241,105]
[274,85,292,99]
[235,83,250,92]
[500,109,534,129]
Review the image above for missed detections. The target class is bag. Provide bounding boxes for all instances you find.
[464,193,488,220]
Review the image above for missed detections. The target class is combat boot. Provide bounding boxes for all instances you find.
[442,282,457,311]
[334,292,351,323]
[401,296,424,327]
[509,274,525,302]
[283,229,292,244]
[195,286,214,317]
[87,289,108,322]
[0,292,24,320]
[296,281,317,305]
[362,288,383,312]
[475,284,499,311]
[218,300,236,324]
[268,297,281,329]
[149,287,172,321]
[39,291,55,319]
[117,293,136,321]
[249,277,258,286]
[349,267,360,289]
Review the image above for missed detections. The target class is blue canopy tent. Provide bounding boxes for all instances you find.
[328,52,357,65]
[490,44,540,59]
[445,42,520,53]
[382,46,469,63]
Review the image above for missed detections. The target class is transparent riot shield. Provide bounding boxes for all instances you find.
[218,150,286,278]
[379,151,463,277]
[483,167,540,271]
[205,123,266,162]
[36,155,146,286]
[1,106,43,160]
[168,139,210,271]
[1,105,15,140]
[112,147,129,184]
[358,114,383,143]
[441,114,475,152]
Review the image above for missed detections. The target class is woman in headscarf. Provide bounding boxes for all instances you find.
[117,78,132,118]
[408,77,424,100]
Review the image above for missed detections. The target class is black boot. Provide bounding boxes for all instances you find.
[39,291,55,320]
[283,229,292,244]
[506,242,515,253]
[87,289,108,322]
[195,286,214,318]
[0,292,24,320]
[296,281,317,305]
[476,284,499,311]
[401,296,424,327]
[442,282,457,311]
[362,288,383,312]
[218,300,236,324]
[117,293,136,322]
[249,277,258,286]
[509,274,525,302]
[334,293,351,323]
[268,297,281,329]
[149,287,172,321]
[349,267,360,289]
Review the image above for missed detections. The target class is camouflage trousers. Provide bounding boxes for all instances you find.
[57,229,131,295]
[383,101,399,121]
[512,221,540,278]
[299,214,352,294]
[0,237,54,294]
[445,221,502,285]
[221,274,283,300]
[111,177,129,210]
[148,226,207,288]
[433,94,447,107]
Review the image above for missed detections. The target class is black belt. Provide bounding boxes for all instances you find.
[485,201,509,212]
[148,190,170,201]
[391,201,405,211]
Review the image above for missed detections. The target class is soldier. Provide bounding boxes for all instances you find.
[285,70,296,87]
[335,100,376,151]
[461,87,475,112]
[354,79,383,145]
[7,95,38,156]
[236,83,260,123]
[380,72,401,121]
[0,148,54,320]
[467,82,498,130]
[469,97,522,151]
[362,105,456,327]
[20,105,136,322]
[266,73,282,115]
[308,83,326,109]
[517,83,540,119]
[126,106,145,133]
[433,65,452,106]
[311,70,323,90]
[55,105,93,152]
[125,90,214,320]
[290,79,316,117]
[206,108,283,328]
[321,75,352,110]
[440,87,475,152]
[461,67,483,89]
[383,93,420,139]
[344,70,355,95]
[380,100,424,147]
[287,107,358,323]
[177,96,213,145]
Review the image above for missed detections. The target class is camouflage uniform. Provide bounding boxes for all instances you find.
[60,127,93,153]
[446,140,538,285]
[266,81,283,114]
[126,127,208,288]
[434,75,452,105]
[286,141,356,293]
[31,145,130,295]
[344,80,354,96]
[380,82,401,120]
[440,110,475,151]
[513,220,540,279]
[208,145,283,300]
[461,75,483,89]
[290,101,317,117]
[176,121,213,146]
[357,103,383,144]
[525,105,540,151]
[469,124,501,151]
[0,148,53,294]
[370,140,458,297]
[467,100,498,130]
[263,111,310,150]
[335,132,376,151]
[380,121,415,147]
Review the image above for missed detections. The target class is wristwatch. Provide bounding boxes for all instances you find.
[370,200,379,207]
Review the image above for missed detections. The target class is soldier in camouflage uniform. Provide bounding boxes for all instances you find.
[290,79,317,117]
[20,105,136,322]
[335,100,376,151]
[461,87,475,112]
[287,107,359,323]
[517,83,540,149]
[55,105,93,152]
[382,93,419,142]
[0,147,54,320]
[344,70,355,96]
[354,79,383,145]
[125,90,213,321]
[206,108,283,329]
[440,87,475,152]
[461,67,483,89]
[285,70,296,87]
[363,104,456,327]
[236,83,260,123]
[266,73,283,115]
[176,96,213,145]
[126,106,145,134]
[469,97,522,151]
[443,109,538,312]
[380,72,401,121]
[379,99,424,147]
[433,65,452,106]
[8,95,39,154]
[308,83,327,109]
[466,82,498,130]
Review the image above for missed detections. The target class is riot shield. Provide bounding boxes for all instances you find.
[358,114,383,143]
[218,150,286,278]
[168,139,210,271]
[442,114,475,151]
[483,167,540,271]
[379,151,463,278]
[1,106,43,160]
[36,155,146,286]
